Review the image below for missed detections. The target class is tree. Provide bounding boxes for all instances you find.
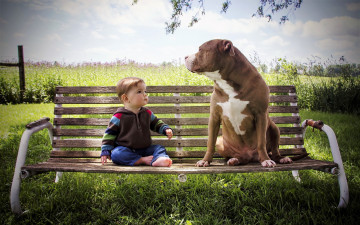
[133,0,303,34]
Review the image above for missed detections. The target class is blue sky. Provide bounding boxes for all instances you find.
[0,0,359,66]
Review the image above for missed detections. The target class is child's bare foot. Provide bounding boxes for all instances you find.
[152,157,172,167]
[134,156,153,166]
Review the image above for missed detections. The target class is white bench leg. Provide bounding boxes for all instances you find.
[10,122,53,214]
[292,170,301,182]
[302,120,349,209]
[321,125,349,209]
[55,172,63,183]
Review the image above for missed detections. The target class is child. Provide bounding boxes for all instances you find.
[101,77,173,167]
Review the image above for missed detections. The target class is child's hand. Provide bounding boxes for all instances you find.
[101,155,111,165]
[165,129,173,140]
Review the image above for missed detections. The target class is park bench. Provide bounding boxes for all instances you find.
[11,85,349,214]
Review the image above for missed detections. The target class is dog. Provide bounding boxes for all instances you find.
[185,39,293,167]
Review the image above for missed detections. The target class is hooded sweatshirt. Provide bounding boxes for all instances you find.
[100,107,171,156]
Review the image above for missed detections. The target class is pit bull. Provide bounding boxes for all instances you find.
[185,39,293,167]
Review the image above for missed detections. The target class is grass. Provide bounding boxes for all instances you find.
[0,104,359,224]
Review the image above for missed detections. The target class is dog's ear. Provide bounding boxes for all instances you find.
[223,40,235,56]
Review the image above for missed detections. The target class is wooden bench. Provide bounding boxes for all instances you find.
[11,85,349,214]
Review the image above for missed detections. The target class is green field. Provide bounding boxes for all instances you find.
[0,62,359,224]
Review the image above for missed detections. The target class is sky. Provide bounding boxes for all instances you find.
[0,0,359,66]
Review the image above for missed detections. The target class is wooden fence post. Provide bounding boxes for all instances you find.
[0,45,25,103]
[18,45,25,101]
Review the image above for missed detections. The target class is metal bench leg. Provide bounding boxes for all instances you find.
[302,120,349,209]
[321,124,349,209]
[10,122,53,215]
[55,172,63,183]
[292,170,301,182]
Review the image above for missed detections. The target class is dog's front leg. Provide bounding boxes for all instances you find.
[196,99,221,167]
[256,113,276,167]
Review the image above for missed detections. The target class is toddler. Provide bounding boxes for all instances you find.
[101,77,173,167]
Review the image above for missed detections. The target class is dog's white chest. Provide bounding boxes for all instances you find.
[204,71,249,135]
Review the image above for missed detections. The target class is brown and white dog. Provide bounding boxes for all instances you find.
[185,39,292,167]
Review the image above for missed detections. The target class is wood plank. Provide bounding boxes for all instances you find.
[54,106,298,115]
[55,86,214,94]
[54,95,296,104]
[52,138,209,148]
[268,106,299,113]
[53,127,302,137]
[270,116,300,124]
[54,118,210,126]
[49,148,307,159]
[52,137,303,148]
[55,96,211,104]
[269,86,296,93]
[54,116,300,126]
[55,86,295,94]
[21,158,337,174]
[269,95,297,103]
[54,106,211,115]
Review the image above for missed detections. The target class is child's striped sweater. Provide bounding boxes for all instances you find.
[101,107,171,157]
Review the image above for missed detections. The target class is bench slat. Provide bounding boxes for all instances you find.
[21,158,336,174]
[54,106,299,115]
[54,106,210,115]
[54,118,210,126]
[54,95,297,104]
[55,86,214,94]
[53,127,303,137]
[52,137,303,148]
[49,148,307,159]
[55,96,212,104]
[54,116,300,126]
[55,86,295,94]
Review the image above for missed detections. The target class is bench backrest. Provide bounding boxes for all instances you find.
[52,86,306,160]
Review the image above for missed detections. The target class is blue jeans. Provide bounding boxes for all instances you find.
[111,145,169,166]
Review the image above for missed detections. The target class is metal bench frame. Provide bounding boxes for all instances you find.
[10,85,349,214]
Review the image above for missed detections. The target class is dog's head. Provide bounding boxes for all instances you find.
[185,39,235,74]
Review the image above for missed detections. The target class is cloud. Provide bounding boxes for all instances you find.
[91,31,104,39]
[262,36,289,47]
[317,38,355,50]
[46,33,62,41]
[0,17,7,24]
[346,2,360,11]
[51,0,171,28]
[302,16,360,38]
[281,21,303,36]
[186,10,275,34]
[118,27,136,35]
[14,33,24,38]
[85,47,111,54]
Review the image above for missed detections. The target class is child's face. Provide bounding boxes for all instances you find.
[123,82,148,108]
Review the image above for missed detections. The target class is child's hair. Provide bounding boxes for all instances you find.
[116,77,145,103]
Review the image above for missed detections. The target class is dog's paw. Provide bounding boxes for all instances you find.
[227,158,240,166]
[280,157,292,164]
[261,160,276,167]
[195,160,210,167]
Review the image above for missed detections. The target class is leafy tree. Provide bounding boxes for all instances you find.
[133,0,303,34]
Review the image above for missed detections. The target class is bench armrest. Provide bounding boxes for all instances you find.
[301,119,349,208]
[25,117,50,129]
[10,118,54,214]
